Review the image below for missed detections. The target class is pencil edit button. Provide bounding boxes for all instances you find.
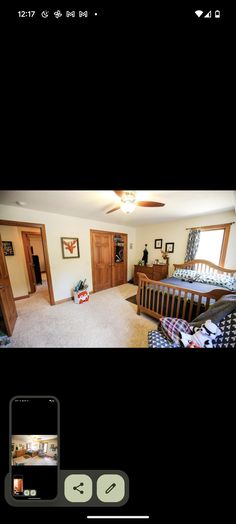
[97,474,125,503]
[64,474,93,503]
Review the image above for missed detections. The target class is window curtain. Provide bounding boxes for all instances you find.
[185,230,201,262]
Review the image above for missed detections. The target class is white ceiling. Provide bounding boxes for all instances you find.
[0,191,234,227]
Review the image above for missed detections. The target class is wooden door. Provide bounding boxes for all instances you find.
[0,234,17,335]
[112,234,127,287]
[91,231,112,292]
[22,232,36,293]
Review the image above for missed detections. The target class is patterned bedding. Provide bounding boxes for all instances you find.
[148,311,236,349]
[212,311,236,348]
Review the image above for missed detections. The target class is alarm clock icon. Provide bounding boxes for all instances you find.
[41,11,49,18]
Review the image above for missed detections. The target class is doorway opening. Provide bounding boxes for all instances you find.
[0,220,55,307]
[43,443,48,453]
[21,229,50,303]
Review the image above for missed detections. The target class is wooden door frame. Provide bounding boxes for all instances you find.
[0,220,55,305]
[90,229,128,293]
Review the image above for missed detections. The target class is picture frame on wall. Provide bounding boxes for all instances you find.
[2,241,14,256]
[165,242,174,253]
[155,239,163,249]
[61,237,80,259]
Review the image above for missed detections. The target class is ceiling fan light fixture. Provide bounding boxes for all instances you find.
[121,201,136,214]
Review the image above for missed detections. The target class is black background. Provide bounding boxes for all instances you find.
[12,397,58,434]
[1,3,235,521]
[3,4,234,190]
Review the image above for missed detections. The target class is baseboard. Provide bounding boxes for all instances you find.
[14,294,30,301]
[56,292,93,304]
[55,297,73,305]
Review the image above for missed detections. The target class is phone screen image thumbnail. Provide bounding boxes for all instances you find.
[13,476,24,495]
[10,397,59,500]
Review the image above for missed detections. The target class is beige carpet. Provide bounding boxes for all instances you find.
[13,455,57,465]
[9,283,157,348]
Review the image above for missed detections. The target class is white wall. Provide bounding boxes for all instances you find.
[0,225,29,298]
[12,437,27,451]
[135,211,236,275]
[0,205,136,302]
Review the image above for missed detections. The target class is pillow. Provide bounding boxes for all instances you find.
[159,317,192,344]
[172,269,199,282]
[195,272,236,290]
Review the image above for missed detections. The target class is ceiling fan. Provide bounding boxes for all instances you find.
[106,191,165,215]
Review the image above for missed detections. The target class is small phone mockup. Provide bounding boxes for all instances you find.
[10,396,59,500]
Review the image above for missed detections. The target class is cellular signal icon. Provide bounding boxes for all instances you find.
[195,10,204,18]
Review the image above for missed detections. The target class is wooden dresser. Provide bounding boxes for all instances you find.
[134,264,168,285]
[15,449,26,458]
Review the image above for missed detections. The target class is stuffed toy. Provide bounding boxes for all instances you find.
[179,320,222,348]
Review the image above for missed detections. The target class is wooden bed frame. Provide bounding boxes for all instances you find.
[137,259,236,323]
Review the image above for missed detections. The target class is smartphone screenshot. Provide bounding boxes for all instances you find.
[0,3,235,522]
[10,397,59,501]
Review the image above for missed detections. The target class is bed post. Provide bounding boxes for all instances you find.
[137,273,149,316]
[136,272,141,315]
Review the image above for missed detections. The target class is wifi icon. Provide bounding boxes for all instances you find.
[195,10,204,18]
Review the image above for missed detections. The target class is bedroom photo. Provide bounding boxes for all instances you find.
[11,436,58,466]
[0,190,235,349]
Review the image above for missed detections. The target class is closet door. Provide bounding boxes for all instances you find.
[91,231,112,292]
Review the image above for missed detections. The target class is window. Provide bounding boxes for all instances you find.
[195,224,231,266]
[196,230,224,264]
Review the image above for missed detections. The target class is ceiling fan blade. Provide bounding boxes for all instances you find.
[106,206,121,214]
[136,201,165,207]
[114,190,124,198]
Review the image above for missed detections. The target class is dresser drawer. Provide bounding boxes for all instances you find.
[152,264,168,281]
[134,265,153,285]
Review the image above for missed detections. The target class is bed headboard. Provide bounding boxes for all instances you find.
[173,259,236,277]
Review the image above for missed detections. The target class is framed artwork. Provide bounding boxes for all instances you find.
[165,242,174,253]
[61,237,80,259]
[2,241,14,256]
[155,239,162,249]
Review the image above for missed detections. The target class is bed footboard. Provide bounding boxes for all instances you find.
[136,273,232,323]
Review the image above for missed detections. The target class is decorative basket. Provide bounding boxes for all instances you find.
[73,290,89,304]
